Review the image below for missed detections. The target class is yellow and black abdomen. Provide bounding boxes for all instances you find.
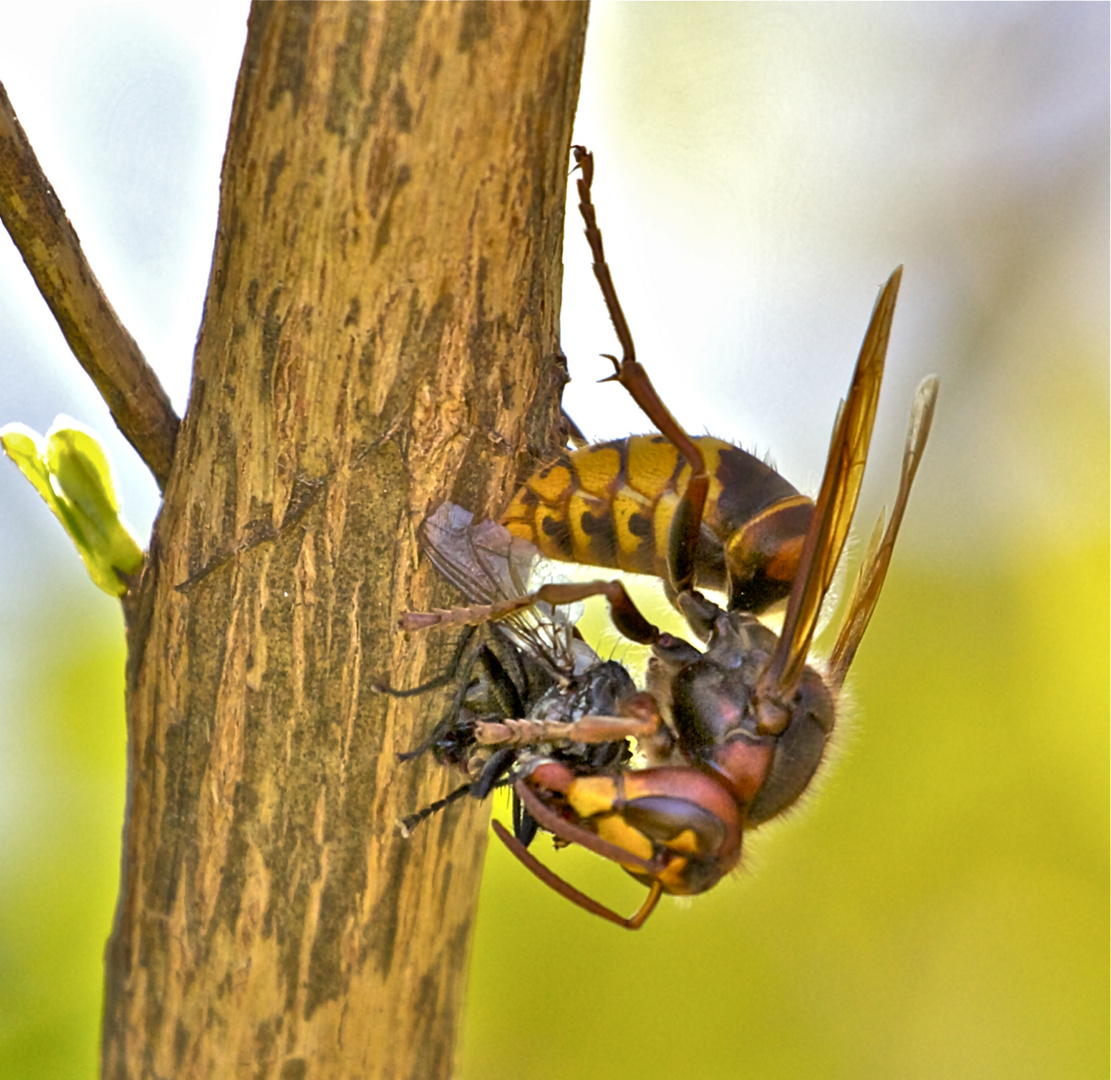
[501,435,813,611]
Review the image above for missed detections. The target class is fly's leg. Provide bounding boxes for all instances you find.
[395,635,525,766]
[399,741,522,837]
[398,780,474,836]
[372,624,478,698]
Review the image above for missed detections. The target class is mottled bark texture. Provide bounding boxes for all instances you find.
[102,3,587,1077]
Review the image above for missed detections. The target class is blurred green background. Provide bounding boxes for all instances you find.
[0,4,1106,1079]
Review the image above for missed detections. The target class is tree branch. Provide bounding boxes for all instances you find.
[0,80,179,490]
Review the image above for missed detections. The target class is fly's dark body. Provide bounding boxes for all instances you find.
[390,503,637,842]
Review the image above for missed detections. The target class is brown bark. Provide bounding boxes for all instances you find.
[102,3,587,1077]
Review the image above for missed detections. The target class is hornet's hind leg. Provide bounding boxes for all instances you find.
[572,145,710,600]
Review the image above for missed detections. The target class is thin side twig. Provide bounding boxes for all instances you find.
[0,80,179,490]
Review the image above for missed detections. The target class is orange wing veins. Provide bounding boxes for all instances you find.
[759,266,902,710]
[827,374,939,687]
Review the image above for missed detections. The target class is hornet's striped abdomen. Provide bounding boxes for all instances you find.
[502,435,815,612]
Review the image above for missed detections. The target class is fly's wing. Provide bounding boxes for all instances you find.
[759,267,901,707]
[421,503,591,675]
[422,503,533,605]
[827,375,938,687]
